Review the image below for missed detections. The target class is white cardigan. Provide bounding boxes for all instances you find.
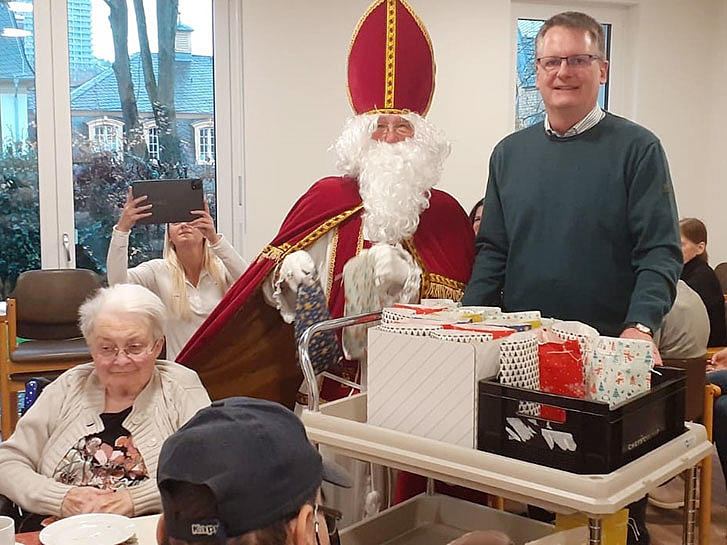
[106,227,247,360]
[0,361,210,516]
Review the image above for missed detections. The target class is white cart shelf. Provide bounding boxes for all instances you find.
[301,393,713,542]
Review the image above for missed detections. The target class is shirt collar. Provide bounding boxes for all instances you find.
[544,105,605,138]
[184,269,210,289]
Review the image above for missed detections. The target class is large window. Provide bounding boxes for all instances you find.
[0,0,241,294]
[70,0,218,275]
[515,18,611,130]
[0,0,40,298]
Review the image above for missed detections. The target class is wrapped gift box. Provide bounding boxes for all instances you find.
[591,336,654,408]
[499,331,540,416]
[368,327,486,447]
[551,321,599,401]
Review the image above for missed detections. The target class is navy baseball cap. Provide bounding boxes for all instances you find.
[157,397,350,541]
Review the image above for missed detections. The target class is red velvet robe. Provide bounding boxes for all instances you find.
[177,176,474,408]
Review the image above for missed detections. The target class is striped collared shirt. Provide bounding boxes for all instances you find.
[544,104,605,138]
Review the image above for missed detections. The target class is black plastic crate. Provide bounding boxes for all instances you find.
[477,366,686,474]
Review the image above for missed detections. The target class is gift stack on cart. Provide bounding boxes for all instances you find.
[297,304,714,545]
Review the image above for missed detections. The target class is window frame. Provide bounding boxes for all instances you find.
[87,116,124,153]
[142,119,160,161]
[192,118,216,165]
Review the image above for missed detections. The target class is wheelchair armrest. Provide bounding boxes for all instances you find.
[0,492,20,521]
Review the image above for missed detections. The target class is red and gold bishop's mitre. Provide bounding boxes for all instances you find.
[347,0,435,116]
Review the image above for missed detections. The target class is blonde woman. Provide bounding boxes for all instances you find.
[107,187,247,360]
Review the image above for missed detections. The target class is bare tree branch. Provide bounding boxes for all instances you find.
[156,0,181,167]
[132,0,159,109]
[104,0,146,156]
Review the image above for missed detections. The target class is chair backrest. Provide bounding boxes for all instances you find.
[13,269,102,340]
[715,262,727,295]
[662,358,706,422]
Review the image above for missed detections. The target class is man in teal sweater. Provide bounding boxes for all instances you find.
[463,12,682,545]
[463,12,681,342]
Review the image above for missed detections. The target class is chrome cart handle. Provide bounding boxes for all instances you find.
[298,311,382,412]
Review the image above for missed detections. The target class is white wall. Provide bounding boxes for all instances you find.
[628,0,727,264]
[705,0,727,265]
[240,1,363,257]
[239,0,727,264]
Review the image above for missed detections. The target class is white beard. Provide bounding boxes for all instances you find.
[358,140,436,244]
[333,113,450,245]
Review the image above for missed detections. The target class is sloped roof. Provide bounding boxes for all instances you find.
[70,52,213,115]
[0,4,35,80]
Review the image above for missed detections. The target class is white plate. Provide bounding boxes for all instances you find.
[39,513,136,545]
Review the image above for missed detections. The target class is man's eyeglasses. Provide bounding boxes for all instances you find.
[314,504,343,545]
[536,54,602,71]
[93,340,157,362]
[372,121,414,136]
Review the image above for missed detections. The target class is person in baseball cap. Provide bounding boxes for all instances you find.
[155,397,350,545]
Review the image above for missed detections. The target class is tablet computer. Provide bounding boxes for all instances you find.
[131,179,204,225]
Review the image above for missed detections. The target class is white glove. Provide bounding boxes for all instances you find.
[278,250,317,294]
[369,244,413,298]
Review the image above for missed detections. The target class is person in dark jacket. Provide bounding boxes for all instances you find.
[679,218,727,347]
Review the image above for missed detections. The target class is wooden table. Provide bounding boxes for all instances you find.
[15,532,39,545]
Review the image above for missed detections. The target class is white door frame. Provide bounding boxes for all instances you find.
[212,0,245,256]
[34,0,74,269]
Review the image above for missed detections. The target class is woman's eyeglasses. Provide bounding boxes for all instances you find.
[93,340,158,362]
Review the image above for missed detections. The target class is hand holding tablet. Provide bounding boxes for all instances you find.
[116,187,153,232]
[187,201,219,243]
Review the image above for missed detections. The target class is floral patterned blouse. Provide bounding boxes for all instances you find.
[52,407,149,489]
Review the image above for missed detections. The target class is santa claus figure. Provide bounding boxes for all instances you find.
[177,0,474,414]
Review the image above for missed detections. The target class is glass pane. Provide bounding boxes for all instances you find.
[515,19,611,130]
[69,0,216,275]
[0,0,40,299]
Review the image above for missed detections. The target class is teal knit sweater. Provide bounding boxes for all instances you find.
[463,113,682,336]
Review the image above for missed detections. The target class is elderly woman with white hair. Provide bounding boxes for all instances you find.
[0,283,210,530]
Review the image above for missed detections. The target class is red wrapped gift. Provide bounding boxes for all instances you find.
[538,339,585,422]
